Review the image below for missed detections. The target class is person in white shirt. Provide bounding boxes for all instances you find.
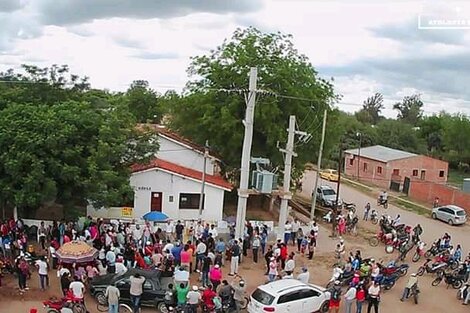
[367,281,381,313]
[195,241,207,272]
[297,267,310,284]
[344,285,357,313]
[209,224,218,239]
[163,240,174,256]
[132,225,143,247]
[284,221,292,245]
[284,253,295,275]
[115,261,128,275]
[35,257,49,290]
[69,276,85,300]
[174,266,190,286]
[291,220,300,246]
[165,221,174,242]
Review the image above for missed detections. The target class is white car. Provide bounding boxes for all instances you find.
[248,279,329,313]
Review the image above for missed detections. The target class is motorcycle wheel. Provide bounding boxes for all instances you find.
[453,280,463,289]
[371,218,378,225]
[417,267,425,276]
[432,277,442,286]
[412,252,420,263]
[385,280,395,290]
[399,267,408,277]
[385,245,394,254]
[450,261,459,270]
[424,250,432,258]
[369,237,379,247]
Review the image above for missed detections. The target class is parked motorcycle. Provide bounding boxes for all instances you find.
[323,211,332,223]
[344,202,356,214]
[416,259,447,276]
[326,271,354,288]
[412,242,426,263]
[370,211,379,224]
[376,273,400,290]
[424,242,447,258]
[381,262,409,277]
[432,271,465,289]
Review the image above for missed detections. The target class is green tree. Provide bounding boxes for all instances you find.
[374,119,426,153]
[124,80,163,123]
[441,114,470,166]
[168,27,337,178]
[355,93,384,125]
[418,114,444,154]
[393,94,424,125]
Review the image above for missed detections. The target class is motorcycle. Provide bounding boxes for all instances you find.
[416,259,447,276]
[424,242,446,258]
[344,202,356,214]
[346,217,358,237]
[381,262,409,277]
[412,242,426,263]
[323,211,332,223]
[326,271,354,288]
[376,273,400,290]
[432,271,465,289]
[370,211,379,224]
[377,197,388,209]
[43,295,86,313]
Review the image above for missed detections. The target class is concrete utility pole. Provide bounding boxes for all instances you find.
[235,67,257,239]
[332,142,343,237]
[310,109,328,220]
[198,140,209,218]
[357,132,362,180]
[278,116,298,240]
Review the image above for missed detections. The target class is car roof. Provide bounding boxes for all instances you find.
[256,279,324,296]
[319,185,334,190]
[436,205,465,212]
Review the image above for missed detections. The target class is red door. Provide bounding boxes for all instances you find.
[150,192,162,212]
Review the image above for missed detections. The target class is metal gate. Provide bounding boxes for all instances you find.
[390,181,400,192]
[403,177,411,195]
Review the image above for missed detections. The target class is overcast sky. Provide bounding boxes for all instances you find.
[1,0,470,117]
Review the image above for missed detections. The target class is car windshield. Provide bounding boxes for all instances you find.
[330,170,338,174]
[322,189,336,196]
[456,210,466,216]
[252,288,275,305]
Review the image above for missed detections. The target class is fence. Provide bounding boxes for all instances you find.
[408,181,470,213]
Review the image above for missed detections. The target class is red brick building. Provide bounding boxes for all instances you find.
[344,145,448,191]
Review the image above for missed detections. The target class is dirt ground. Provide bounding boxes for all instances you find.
[1,221,468,313]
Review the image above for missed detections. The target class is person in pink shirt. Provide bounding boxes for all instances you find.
[180,245,191,270]
[209,264,222,291]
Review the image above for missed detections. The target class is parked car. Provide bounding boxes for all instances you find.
[248,279,329,313]
[431,205,467,225]
[89,268,168,312]
[319,169,339,182]
[315,185,342,208]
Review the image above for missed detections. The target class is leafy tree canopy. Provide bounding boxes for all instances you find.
[168,27,338,178]
[393,94,424,125]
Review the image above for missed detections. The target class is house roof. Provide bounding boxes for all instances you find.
[139,124,220,160]
[131,158,232,191]
[344,145,417,163]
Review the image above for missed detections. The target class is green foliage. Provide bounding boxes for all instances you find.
[355,93,384,125]
[393,94,424,125]
[168,27,337,178]
[0,66,158,215]
[374,119,426,154]
[124,80,164,123]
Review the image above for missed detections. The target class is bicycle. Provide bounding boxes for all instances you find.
[97,302,133,313]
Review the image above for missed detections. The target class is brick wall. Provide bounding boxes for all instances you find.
[409,181,470,213]
[344,154,389,189]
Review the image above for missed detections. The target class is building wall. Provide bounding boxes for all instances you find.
[130,169,225,222]
[344,153,389,188]
[409,181,470,213]
[157,135,216,175]
[388,155,448,184]
[344,153,449,189]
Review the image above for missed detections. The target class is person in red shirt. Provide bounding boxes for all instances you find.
[356,282,366,313]
[280,244,288,269]
[201,285,217,310]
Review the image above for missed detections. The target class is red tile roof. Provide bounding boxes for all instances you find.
[131,158,232,191]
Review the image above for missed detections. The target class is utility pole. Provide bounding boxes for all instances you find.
[310,109,328,220]
[278,116,297,240]
[332,141,343,237]
[198,140,209,218]
[235,67,257,239]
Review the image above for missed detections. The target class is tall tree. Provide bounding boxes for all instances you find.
[355,92,384,125]
[393,94,424,125]
[374,119,426,153]
[124,80,163,123]
[168,27,337,178]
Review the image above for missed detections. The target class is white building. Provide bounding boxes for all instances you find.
[88,125,232,222]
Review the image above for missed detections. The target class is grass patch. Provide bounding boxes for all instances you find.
[391,196,430,216]
[448,168,468,188]
[342,179,373,194]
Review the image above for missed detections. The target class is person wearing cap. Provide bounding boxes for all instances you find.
[186,285,202,313]
[344,283,357,313]
[231,276,246,313]
[367,280,380,313]
[400,273,418,301]
[297,266,310,284]
[328,280,342,313]
[209,264,223,291]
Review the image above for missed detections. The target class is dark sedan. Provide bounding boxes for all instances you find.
[89,268,168,312]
